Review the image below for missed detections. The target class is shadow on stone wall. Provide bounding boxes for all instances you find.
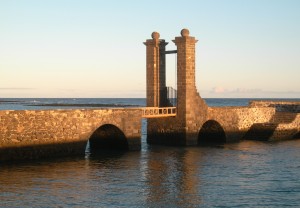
[243,111,298,141]
[0,124,131,162]
[270,104,300,113]
[0,140,87,162]
[270,112,297,123]
[243,123,277,141]
[147,131,186,146]
[293,131,300,139]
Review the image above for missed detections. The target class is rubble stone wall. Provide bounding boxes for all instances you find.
[0,108,142,161]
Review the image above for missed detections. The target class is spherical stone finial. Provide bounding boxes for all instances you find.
[151,31,160,40]
[181,28,190,37]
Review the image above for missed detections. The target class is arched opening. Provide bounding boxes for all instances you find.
[198,120,226,145]
[88,124,129,154]
[293,131,300,139]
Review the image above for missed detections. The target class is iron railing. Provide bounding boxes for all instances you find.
[142,107,176,118]
[167,86,177,107]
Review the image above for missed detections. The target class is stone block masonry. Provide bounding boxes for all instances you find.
[250,101,300,113]
[145,28,300,145]
[0,108,142,161]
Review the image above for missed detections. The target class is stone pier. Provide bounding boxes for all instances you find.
[0,108,142,161]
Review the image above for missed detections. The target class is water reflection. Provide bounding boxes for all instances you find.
[1,140,300,207]
[142,146,202,207]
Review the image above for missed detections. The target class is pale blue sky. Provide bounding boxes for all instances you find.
[0,0,299,98]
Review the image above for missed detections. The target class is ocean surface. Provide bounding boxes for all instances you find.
[1,98,300,110]
[1,98,300,207]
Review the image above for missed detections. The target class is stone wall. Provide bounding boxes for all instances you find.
[207,106,276,142]
[244,102,300,140]
[148,103,299,145]
[208,107,275,130]
[250,101,300,113]
[270,113,300,140]
[208,105,300,141]
[0,108,142,161]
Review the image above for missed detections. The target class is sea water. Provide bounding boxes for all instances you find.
[0,98,300,207]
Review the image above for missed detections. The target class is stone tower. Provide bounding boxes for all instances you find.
[145,29,208,145]
[144,32,169,107]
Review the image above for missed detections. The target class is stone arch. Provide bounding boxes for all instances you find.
[88,124,129,153]
[198,120,227,145]
[293,131,300,139]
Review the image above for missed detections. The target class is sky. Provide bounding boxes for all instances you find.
[0,0,299,98]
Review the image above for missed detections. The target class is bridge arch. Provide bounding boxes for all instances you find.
[293,131,300,139]
[88,124,129,153]
[198,120,227,145]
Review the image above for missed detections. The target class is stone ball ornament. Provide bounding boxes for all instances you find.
[151,32,160,40]
[181,28,190,37]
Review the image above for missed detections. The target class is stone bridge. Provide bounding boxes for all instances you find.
[0,108,142,161]
[0,28,299,161]
[145,29,300,146]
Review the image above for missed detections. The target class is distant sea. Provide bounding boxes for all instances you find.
[1,98,300,207]
[1,98,300,110]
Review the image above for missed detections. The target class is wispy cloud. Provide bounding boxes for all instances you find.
[211,87,262,94]
[211,87,226,93]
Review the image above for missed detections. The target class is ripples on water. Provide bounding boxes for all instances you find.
[1,139,300,207]
[1,98,300,207]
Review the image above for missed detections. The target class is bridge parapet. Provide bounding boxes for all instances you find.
[142,107,176,118]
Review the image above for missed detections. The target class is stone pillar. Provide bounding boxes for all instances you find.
[144,32,160,107]
[146,29,208,146]
[173,29,205,145]
[173,29,197,118]
[159,40,169,107]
